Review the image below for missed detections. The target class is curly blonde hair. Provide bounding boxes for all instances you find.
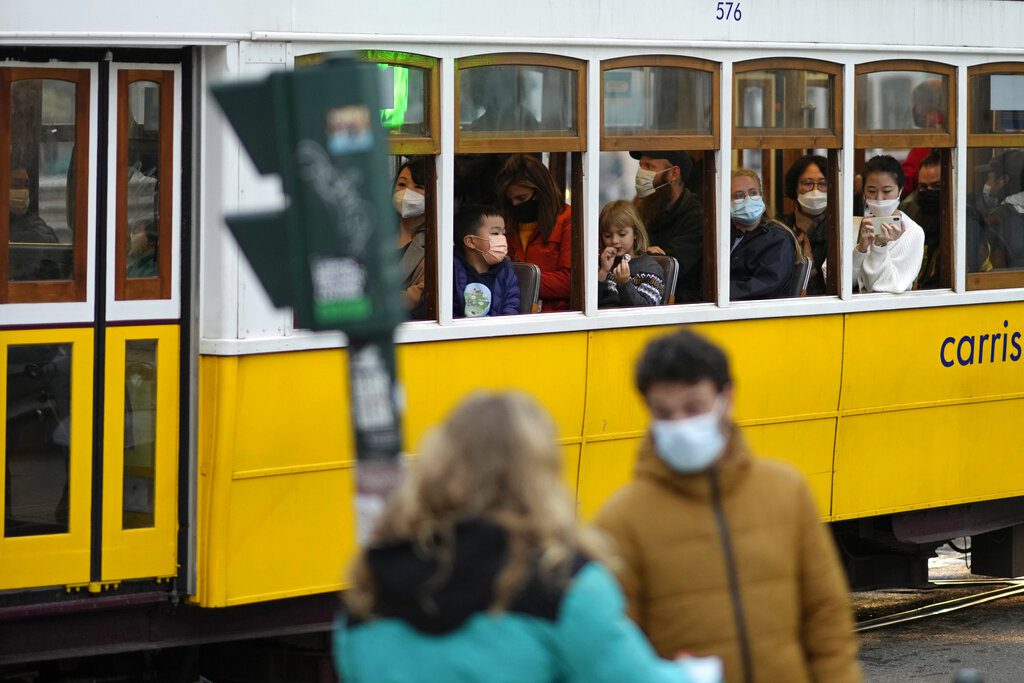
[344,391,609,619]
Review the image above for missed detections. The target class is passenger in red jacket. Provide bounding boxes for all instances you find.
[496,154,573,312]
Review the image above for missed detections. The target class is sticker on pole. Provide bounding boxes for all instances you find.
[310,255,372,322]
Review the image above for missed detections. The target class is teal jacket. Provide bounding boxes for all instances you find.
[333,519,690,683]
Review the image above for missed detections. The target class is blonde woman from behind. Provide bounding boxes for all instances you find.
[334,391,720,683]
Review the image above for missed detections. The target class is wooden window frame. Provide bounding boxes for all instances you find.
[0,68,90,304]
[455,53,586,153]
[359,51,440,156]
[854,60,957,149]
[733,58,843,149]
[599,55,720,152]
[967,62,1024,147]
[966,62,1024,291]
[115,70,174,301]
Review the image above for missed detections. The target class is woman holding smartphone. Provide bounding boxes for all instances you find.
[854,155,925,294]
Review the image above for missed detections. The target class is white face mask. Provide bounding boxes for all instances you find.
[797,189,827,216]
[392,188,425,219]
[634,166,673,199]
[650,399,726,474]
[865,197,900,218]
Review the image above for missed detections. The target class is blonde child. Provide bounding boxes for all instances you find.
[598,200,665,308]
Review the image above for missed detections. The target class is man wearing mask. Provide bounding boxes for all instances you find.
[981,149,1024,268]
[898,153,942,289]
[630,151,704,303]
[595,330,861,683]
[9,167,59,280]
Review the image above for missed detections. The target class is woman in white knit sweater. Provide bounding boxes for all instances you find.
[854,155,925,293]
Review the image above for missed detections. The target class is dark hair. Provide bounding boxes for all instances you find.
[635,329,732,395]
[784,154,828,200]
[132,217,159,247]
[919,152,942,170]
[455,204,502,244]
[393,156,429,191]
[495,154,563,241]
[862,154,906,190]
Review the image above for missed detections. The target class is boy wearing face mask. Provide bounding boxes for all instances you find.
[453,204,520,318]
[629,151,705,304]
[854,155,925,294]
[780,155,829,296]
[595,330,861,683]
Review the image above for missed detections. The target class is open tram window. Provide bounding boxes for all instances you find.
[1,69,90,304]
[731,59,842,300]
[854,61,956,294]
[455,54,585,315]
[966,64,1024,290]
[598,56,719,307]
[296,51,440,320]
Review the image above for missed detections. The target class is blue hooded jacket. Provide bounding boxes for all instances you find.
[454,254,520,317]
[334,519,691,683]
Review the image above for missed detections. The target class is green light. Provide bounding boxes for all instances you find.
[378,64,409,131]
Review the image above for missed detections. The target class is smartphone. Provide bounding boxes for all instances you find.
[612,254,631,269]
[869,214,900,236]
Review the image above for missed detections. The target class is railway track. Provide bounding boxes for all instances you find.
[854,578,1024,632]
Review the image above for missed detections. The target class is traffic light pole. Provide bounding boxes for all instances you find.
[212,55,407,542]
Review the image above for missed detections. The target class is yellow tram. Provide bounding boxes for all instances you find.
[3,0,1024,663]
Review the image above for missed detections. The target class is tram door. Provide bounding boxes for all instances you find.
[0,60,183,591]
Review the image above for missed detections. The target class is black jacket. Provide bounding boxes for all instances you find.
[729,220,795,301]
[646,188,704,304]
[780,211,827,296]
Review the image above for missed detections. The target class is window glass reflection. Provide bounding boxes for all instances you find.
[970,73,1024,134]
[123,339,157,529]
[459,65,576,137]
[9,79,76,282]
[857,71,949,132]
[604,66,712,136]
[125,80,160,279]
[5,343,72,537]
[735,70,833,131]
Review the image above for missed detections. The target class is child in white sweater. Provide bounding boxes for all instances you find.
[854,155,925,293]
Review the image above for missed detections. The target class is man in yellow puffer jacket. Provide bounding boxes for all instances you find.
[595,329,861,683]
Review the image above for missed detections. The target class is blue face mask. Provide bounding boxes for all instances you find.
[731,196,765,226]
[650,399,726,474]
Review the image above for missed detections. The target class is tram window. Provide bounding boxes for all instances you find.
[735,68,834,133]
[856,71,950,134]
[5,343,72,538]
[459,64,577,138]
[967,147,1024,278]
[7,79,76,285]
[970,73,1024,135]
[454,152,577,314]
[599,58,719,307]
[603,65,713,137]
[123,339,157,529]
[115,71,173,301]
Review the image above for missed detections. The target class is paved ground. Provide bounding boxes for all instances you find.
[855,546,1024,683]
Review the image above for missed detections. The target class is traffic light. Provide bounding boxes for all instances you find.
[211,55,405,335]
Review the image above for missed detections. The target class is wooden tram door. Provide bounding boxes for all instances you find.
[0,59,183,591]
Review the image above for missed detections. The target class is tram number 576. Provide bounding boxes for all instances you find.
[715,1,742,21]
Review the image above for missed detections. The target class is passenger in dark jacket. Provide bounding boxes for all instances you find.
[780,154,829,295]
[730,169,796,301]
[598,200,666,308]
[454,204,520,317]
[334,392,714,683]
[631,151,705,303]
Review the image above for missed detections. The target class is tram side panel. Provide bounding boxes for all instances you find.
[577,317,845,521]
[832,302,1024,520]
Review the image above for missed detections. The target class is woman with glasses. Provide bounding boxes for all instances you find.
[729,168,798,301]
[780,155,829,295]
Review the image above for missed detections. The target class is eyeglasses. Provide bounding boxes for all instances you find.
[798,179,829,192]
[731,189,761,201]
[918,182,942,192]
